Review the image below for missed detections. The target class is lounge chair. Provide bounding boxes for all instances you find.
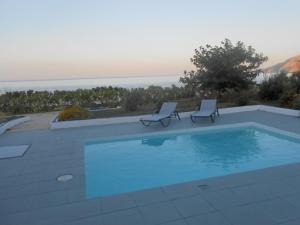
[140,102,180,127]
[190,99,219,122]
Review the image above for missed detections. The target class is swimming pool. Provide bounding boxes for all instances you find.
[84,122,300,198]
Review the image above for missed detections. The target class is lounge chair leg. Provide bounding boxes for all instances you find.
[140,120,151,127]
[176,111,181,120]
[210,115,215,122]
[160,118,171,127]
[190,115,195,123]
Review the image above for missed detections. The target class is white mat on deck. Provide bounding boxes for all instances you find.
[0,145,29,159]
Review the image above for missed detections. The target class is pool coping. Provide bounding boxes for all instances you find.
[84,122,300,144]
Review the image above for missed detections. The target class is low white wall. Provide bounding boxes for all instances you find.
[219,105,260,114]
[258,105,300,117]
[0,116,31,135]
[50,105,300,129]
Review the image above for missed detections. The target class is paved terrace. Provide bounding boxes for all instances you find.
[1,111,300,225]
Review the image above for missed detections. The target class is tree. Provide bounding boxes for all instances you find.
[180,39,268,94]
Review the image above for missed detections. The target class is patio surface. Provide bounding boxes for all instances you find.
[1,110,300,225]
[9,111,58,131]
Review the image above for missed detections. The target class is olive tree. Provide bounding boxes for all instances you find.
[180,39,268,94]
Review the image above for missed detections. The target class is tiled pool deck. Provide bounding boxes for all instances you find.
[1,111,300,225]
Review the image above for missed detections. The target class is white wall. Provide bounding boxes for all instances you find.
[50,105,300,129]
[0,116,31,135]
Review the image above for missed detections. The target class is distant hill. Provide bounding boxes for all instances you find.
[264,54,300,74]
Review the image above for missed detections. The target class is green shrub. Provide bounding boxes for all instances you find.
[279,92,295,108]
[0,87,126,114]
[292,95,300,110]
[290,72,300,93]
[0,112,7,117]
[123,89,144,112]
[235,94,249,106]
[222,88,258,106]
[58,105,89,121]
[259,72,292,101]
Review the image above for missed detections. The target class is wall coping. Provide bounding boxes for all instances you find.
[0,116,31,135]
[50,105,300,129]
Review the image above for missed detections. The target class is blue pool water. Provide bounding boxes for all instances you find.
[84,124,300,198]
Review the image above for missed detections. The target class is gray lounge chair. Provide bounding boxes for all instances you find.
[191,99,219,122]
[140,102,180,127]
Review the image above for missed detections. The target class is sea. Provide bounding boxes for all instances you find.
[0,75,182,94]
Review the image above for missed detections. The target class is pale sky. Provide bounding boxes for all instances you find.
[1,0,300,81]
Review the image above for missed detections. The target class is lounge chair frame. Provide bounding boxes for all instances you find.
[190,99,219,123]
[140,102,180,127]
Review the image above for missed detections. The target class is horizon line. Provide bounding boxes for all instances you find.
[0,74,182,83]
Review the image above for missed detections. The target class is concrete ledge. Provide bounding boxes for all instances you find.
[258,105,300,116]
[50,105,300,129]
[0,116,31,135]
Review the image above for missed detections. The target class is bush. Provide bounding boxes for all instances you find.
[0,87,126,114]
[259,72,292,101]
[222,88,258,106]
[235,93,249,106]
[58,105,89,121]
[290,72,300,93]
[279,92,296,108]
[123,89,144,112]
[292,97,300,110]
[0,111,7,117]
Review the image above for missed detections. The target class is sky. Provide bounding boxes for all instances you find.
[0,0,300,81]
